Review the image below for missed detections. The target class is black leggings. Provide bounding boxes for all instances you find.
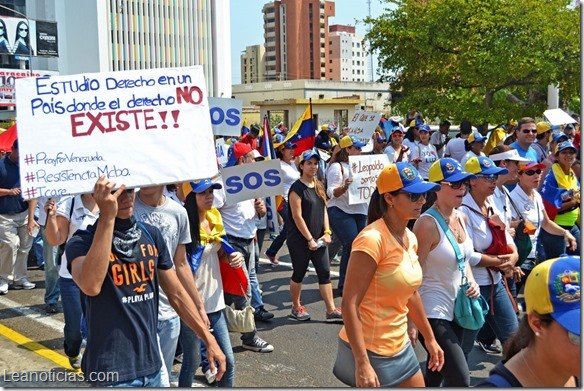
[419,318,470,387]
[287,239,331,285]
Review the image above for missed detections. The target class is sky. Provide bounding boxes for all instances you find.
[229,0,388,84]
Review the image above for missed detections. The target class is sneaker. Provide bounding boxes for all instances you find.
[478,341,502,354]
[68,354,82,370]
[45,303,60,314]
[242,336,274,353]
[0,278,7,295]
[12,279,35,290]
[204,368,217,384]
[265,253,279,265]
[330,255,341,265]
[326,308,343,323]
[290,305,311,321]
[254,307,274,321]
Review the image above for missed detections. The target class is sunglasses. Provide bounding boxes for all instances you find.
[19,28,28,32]
[397,191,427,202]
[521,128,537,134]
[521,169,542,176]
[392,133,403,138]
[568,331,580,346]
[441,180,470,190]
[477,174,498,182]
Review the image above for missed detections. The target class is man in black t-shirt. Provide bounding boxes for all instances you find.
[66,176,225,387]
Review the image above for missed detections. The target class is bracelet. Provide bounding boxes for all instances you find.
[324,229,332,235]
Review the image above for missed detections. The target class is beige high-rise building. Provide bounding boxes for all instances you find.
[262,0,335,81]
[241,44,265,84]
[328,24,368,82]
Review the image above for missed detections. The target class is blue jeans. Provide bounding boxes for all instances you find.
[32,230,44,267]
[265,201,289,258]
[477,280,519,345]
[157,316,180,378]
[59,277,85,358]
[105,368,164,387]
[178,310,235,387]
[41,226,60,305]
[327,207,367,295]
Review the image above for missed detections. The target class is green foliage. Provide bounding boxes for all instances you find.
[365,0,580,124]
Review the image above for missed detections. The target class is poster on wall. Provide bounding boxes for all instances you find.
[0,69,59,106]
[0,16,59,57]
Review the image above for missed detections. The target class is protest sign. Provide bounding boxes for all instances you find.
[0,69,58,107]
[220,159,283,205]
[215,138,230,167]
[347,154,390,205]
[15,66,218,199]
[208,97,242,137]
[347,111,381,146]
[544,108,577,126]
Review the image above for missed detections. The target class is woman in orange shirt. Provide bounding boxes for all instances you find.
[333,162,444,387]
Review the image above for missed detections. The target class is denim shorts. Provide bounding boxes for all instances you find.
[333,338,420,387]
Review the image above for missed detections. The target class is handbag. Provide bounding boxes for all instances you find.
[426,208,489,330]
[505,190,535,268]
[224,304,255,333]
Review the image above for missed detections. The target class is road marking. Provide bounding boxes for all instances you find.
[0,323,70,369]
[0,296,65,333]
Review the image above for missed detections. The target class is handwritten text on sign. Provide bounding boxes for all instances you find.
[220,159,283,205]
[348,111,381,146]
[15,66,218,199]
[347,154,390,205]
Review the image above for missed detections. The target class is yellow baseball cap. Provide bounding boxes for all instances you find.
[376,162,440,194]
[536,121,552,135]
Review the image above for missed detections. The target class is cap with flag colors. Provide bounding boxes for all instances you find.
[428,158,476,183]
[464,156,508,176]
[376,162,441,194]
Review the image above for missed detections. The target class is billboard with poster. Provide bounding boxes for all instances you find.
[0,16,58,57]
[0,69,58,106]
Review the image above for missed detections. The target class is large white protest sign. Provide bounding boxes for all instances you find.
[15,66,218,200]
[348,111,381,146]
[347,154,390,205]
[220,159,283,205]
[209,97,242,137]
[544,108,577,126]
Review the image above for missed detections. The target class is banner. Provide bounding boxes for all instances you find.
[347,154,390,205]
[220,159,283,205]
[15,66,218,199]
[0,16,59,58]
[208,97,242,137]
[0,69,58,106]
[348,111,381,146]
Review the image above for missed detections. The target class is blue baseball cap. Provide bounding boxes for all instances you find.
[377,162,441,194]
[468,131,487,143]
[525,255,580,336]
[465,156,509,176]
[553,132,569,143]
[376,137,387,143]
[300,148,320,162]
[190,179,222,193]
[418,124,431,133]
[555,140,577,155]
[428,158,477,183]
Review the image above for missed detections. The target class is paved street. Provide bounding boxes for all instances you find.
[0,238,501,387]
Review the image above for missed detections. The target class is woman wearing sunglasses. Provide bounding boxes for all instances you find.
[509,162,577,292]
[383,126,410,162]
[413,158,480,386]
[477,255,580,387]
[333,162,444,387]
[460,156,519,356]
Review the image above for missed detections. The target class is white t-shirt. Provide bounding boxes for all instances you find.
[280,160,300,201]
[460,150,486,168]
[509,185,544,259]
[402,138,418,152]
[459,193,514,286]
[444,138,467,163]
[490,187,512,229]
[215,186,258,239]
[430,132,447,158]
[410,143,438,179]
[58,195,99,279]
[419,211,474,321]
[383,144,410,162]
[325,161,368,215]
[194,241,226,314]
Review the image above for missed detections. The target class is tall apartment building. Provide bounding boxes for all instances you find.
[241,44,265,84]
[328,24,368,82]
[262,0,335,81]
[28,0,232,97]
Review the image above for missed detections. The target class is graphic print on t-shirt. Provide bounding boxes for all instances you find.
[110,242,160,304]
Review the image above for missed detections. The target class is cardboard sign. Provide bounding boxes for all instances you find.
[215,138,230,167]
[348,111,381,146]
[0,69,58,107]
[15,66,218,199]
[220,159,283,205]
[347,154,390,205]
[208,97,242,137]
[544,108,577,126]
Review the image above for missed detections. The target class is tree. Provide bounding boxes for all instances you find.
[364,0,580,124]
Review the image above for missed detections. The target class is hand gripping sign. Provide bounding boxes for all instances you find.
[15,66,218,199]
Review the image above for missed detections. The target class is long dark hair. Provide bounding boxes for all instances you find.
[15,21,30,45]
[367,191,387,223]
[299,159,327,204]
[502,313,553,360]
[183,192,202,253]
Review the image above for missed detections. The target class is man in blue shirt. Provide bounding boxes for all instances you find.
[0,139,38,294]
[509,117,539,163]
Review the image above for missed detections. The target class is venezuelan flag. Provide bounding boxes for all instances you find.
[241,119,249,136]
[274,105,314,156]
[540,168,566,220]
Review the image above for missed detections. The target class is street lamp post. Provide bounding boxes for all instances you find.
[0,4,33,76]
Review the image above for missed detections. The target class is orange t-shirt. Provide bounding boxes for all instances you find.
[338,218,423,357]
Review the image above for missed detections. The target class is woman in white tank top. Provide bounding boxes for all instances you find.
[412,158,480,387]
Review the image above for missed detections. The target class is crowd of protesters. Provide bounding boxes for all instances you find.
[0,111,580,387]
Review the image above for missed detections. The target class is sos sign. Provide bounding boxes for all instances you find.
[220,159,284,205]
[208,97,242,137]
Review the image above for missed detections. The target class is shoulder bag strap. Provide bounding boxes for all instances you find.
[425,208,466,282]
[502,187,525,222]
